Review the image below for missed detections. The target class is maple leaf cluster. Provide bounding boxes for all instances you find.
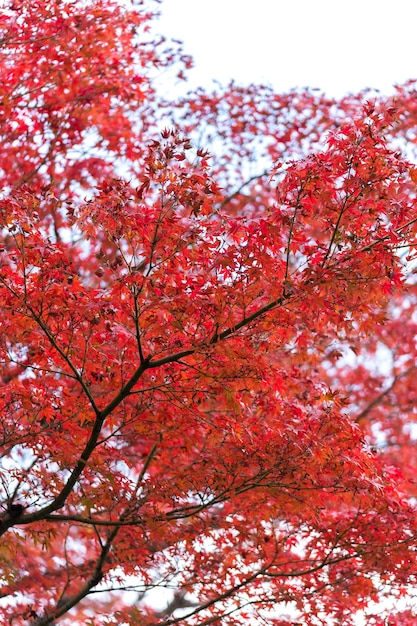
[2,1,417,625]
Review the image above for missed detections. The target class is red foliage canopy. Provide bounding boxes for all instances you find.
[2,1,417,625]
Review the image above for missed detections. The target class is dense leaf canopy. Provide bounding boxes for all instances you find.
[2,1,417,625]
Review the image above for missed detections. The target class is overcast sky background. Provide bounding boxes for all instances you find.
[156,0,417,98]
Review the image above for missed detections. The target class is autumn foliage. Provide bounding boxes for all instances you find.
[2,1,417,624]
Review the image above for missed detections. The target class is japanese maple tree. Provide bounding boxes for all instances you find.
[2,1,417,625]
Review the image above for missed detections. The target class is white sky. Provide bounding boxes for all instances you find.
[156,0,417,98]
